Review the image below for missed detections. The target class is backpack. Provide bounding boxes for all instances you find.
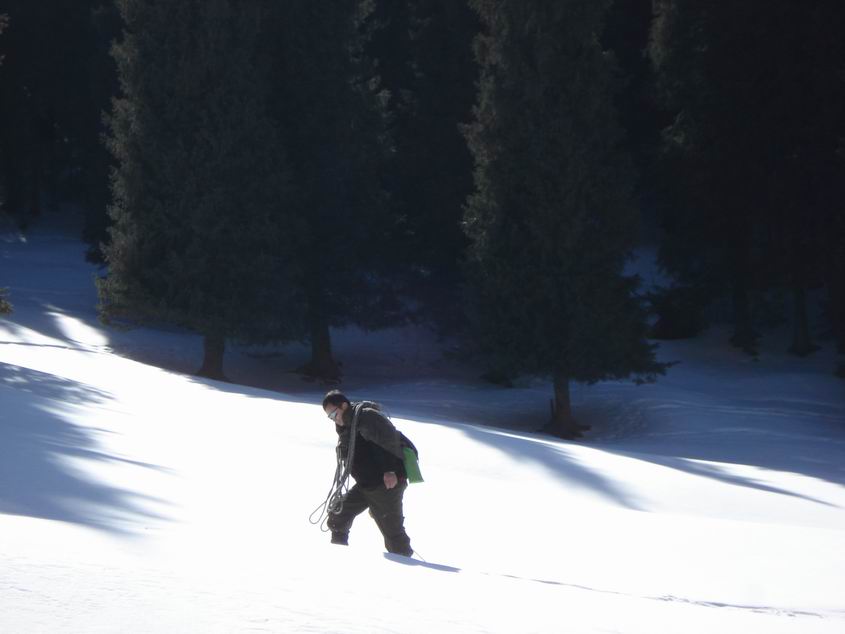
[358,401,423,484]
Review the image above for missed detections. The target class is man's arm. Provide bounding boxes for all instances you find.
[357,408,405,460]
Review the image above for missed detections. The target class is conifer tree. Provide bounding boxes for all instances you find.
[100,0,305,379]
[0,2,119,244]
[0,289,10,316]
[830,142,845,378]
[650,0,845,358]
[765,3,845,359]
[261,2,393,381]
[602,0,661,200]
[0,2,58,223]
[368,0,479,330]
[1,13,12,316]
[80,3,122,262]
[649,0,765,353]
[464,0,665,438]
[0,9,5,219]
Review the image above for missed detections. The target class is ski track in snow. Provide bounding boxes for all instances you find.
[3,552,841,632]
[394,556,838,621]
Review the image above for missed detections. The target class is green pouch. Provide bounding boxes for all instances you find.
[403,447,424,484]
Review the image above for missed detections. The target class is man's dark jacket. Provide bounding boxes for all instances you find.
[335,403,408,488]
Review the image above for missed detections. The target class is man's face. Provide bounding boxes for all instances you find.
[324,402,347,425]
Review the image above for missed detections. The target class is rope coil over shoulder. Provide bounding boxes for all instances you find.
[308,403,361,531]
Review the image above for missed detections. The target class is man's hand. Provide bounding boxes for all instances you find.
[383,471,398,489]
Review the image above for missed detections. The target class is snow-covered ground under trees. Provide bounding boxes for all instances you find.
[1,216,844,633]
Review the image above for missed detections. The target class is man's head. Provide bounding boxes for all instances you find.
[322,390,350,424]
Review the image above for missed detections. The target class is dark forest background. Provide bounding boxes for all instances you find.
[1,1,843,437]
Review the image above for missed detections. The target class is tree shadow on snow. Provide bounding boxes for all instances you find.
[188,369,845,512]
[590,393,845,499]
[623,451,839,508]
[188,375,647,511]
[0,363,172,535]
[458,424,646,510]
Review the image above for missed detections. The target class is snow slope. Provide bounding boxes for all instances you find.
[1,220,844,633]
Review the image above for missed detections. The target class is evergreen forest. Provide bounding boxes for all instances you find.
[1,0,843,437]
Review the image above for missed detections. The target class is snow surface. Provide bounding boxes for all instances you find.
[1,217,844,633]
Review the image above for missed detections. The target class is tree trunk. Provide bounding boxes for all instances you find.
[788,284,819,357]
[300,313,341,382]
[197,334,227,380]
[299,281,341,383]
[729,281,757,353]
[829,269,845,355]
[545,374,583,439]
[44,107,58,212]
[29,143,43,219]
[727,222,758,354]
[787,226,819,357]
[830,277,845,356]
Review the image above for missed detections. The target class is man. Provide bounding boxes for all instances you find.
[322,390,413,557]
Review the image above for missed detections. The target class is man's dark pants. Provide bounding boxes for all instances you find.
[327,480,412,556]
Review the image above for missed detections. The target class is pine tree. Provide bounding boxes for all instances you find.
[261,1,394,381]
[0,288,10,316]
[100,0,305,380]
[1,13,12,316]
[650,1,845,358]
[765,3,845,358]
[602,0,661,203]
[0,2,119,239]
[649,0,765,354]
[0,1,58,224]
[0,289,10,313]
[0,9,6,219]
[464,0,665,438]
[368,0,479,331]
[80,3,122,263]
[829,141,845,378]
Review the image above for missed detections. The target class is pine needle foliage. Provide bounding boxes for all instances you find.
[260,1,394,379]
[100,0,306,375]
[464,0,666,433]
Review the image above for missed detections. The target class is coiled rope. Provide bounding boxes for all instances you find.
[308,403,360,531]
